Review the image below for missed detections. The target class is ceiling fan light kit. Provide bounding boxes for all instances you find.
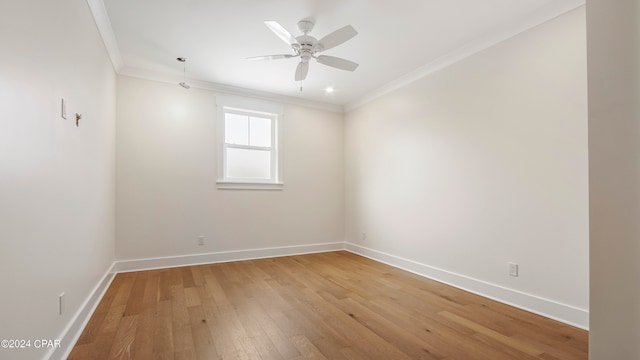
[247,19,359,82]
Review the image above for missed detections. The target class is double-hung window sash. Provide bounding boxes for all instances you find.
[222,108,278,183]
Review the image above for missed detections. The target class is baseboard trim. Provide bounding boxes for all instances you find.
[47,262,117,360]
[115,242,346,273]
[344,242,589,330]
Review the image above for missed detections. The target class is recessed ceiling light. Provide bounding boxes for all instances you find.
[325,87,334,93]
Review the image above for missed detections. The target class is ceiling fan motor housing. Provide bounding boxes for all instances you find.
[296,35,317,62]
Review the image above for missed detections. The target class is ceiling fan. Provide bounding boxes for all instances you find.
[247,19,359,81]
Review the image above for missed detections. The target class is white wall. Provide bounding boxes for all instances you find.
[115,76,344,260]
[586,0,640,358]
[345,8,588,325]
[0,1,116,359]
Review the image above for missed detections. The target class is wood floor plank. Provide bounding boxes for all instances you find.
[123,273,148,317]
[339,346,372,360]
[239,295,301,359]
[438,310,543,356]
[111,273,135,308]
[346,290,514,360]
[171,284,196,355]
[181,267,196,288]
[158,270,173,302]
[205,268,231,306]
[190,265,207,287]
[332,295,443,359]
[184,287,201,308]
[152,300,174,359]
[288,288,412,360]
[69,251,588,360]
[290,335,328,360]
[207,303,242,359]
[130,306,156,359]
[187,305,218,360]
[108,315,138,360]
[99,304,127,337]
[234,298,284,360]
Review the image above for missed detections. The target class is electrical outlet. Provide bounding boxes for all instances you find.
[360,232,366,242]
[509,262,519,277]
[198,236,205,246]
[59,293,65,315]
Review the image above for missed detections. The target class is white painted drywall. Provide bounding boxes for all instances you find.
[0,1,116,359]
[115,76,344,260]
[345,8,589,321]
[586,0,640,358]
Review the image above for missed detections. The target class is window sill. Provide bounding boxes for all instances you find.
[216,181,284,191]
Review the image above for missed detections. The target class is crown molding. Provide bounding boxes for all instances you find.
[118,66,344,113]
[345,0,586,112]
[86,0,123,71]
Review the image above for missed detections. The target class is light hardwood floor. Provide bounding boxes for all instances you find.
[69,251,587,360]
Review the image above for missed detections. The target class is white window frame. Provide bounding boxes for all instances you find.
[216,95,283,190]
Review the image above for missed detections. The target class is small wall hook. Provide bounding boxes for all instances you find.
[75,113,82,127]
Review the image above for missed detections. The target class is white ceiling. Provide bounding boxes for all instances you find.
[96,0,584,110]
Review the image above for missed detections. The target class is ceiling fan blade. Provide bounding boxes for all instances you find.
[315,25,358,52]
[295,62,309,81]
[264,21,298,45]
[246,54,296,61]
[316,55,359,71]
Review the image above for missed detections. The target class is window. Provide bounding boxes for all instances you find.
[216,96,283,190]
[223,109,276,180]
